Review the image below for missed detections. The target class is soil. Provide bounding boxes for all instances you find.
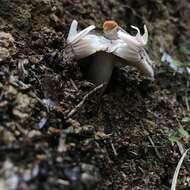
[0,0,190,190]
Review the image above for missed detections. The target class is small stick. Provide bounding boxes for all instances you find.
[176,141,190,175]
[185,81,190,111]
[148,136,161,160]
[67,83,105,118]
[110,141,118,156]
[171,148,190,190]
[70,79,78,91]
[29,92,50,112]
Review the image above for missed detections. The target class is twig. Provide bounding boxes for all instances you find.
[171,148,190,190]
[110,141,118,156]
[176,141,190,175]
[185,81,190,111]
[147,109,160,119]
[67,83,105,118]
[29,92,50,112]
[148,136,162,160]
[70,79,78,91]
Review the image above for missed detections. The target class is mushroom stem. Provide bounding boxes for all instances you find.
[86,51,114,86]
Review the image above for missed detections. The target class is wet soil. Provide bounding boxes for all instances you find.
[0,0,190,189]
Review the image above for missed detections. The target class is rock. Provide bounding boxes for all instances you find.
[0,47,10,62]
[0,32,16,62]
[81,163,100,189]
[0,126,16,144]
[12,93,37,119]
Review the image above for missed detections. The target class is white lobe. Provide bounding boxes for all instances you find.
[67,20,78,43]
[67,20,104,59]
[142,25,148,45]
[70,25,95,44]
[117,25,148,47]
[72,34,108,59]
[67,20,95,45]
[112,25,153,78]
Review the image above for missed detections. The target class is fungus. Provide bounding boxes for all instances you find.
[66,20,154,86]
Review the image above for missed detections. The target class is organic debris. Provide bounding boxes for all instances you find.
[0,0,190,190]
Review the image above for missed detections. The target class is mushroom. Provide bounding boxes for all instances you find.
[66,20,154,86]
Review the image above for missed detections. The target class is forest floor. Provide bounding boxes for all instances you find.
[0,0,190,189]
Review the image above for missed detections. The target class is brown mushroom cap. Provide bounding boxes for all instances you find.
[103,20,118,33]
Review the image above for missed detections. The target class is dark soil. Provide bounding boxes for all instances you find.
[0,0,190,189]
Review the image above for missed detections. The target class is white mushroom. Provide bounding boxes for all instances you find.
[66,20,154,86]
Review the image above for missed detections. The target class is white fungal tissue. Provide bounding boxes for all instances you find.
[66,20,154,78]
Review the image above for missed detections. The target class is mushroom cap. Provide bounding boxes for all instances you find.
[66,20,154,79]
[103,20,118,33]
